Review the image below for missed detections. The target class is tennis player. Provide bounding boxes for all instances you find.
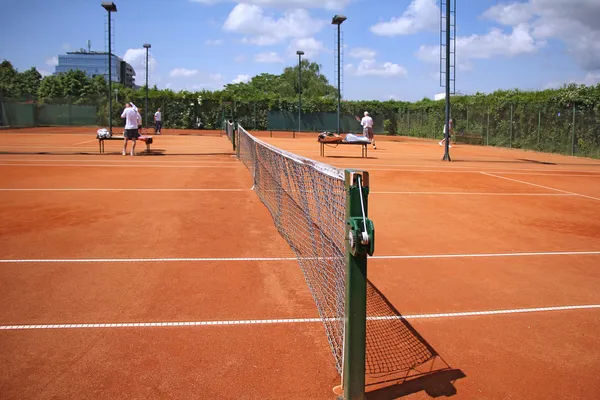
[439,118,454,148]
[121,102,140,156]
[360,111,376,149]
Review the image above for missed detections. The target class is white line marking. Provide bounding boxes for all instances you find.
[1,251,599,263]
[0,159,239,164]
[0,188,247,192]
[1,304,598,331]
[0,163,238,169]
[481,172,600,202]
[371,192,571,196]
[0,189,568,195]
[72,139,97,146]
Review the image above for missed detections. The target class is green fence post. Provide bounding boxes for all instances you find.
[340,169,374,400]
[509,104,513,148]
[466,105,469,133]
[68,96,72,126]
[571,105,576,155]
[486,106,490,146]
[537,107,541,148]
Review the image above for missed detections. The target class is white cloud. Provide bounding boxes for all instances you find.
[544,71,600,89]
[346,59,407,78]
[205,39,224,45]
[191,0,350,10]
[349,47,376,60]
[288,38,326,59]
[482,0,600,71]
[223,4,326,46]
[231,74,251,84]
[46,56,58,67]
[123,48,159,86]
[370,0,439,36]
[416,24,542,70]
[254,51,284,63]
[209,73,224,82]
[170,68,199,77]
[482,2,534,26]
[234,55,246,62]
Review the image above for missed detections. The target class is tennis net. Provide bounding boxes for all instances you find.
[236,123,349,374]
[225,121,235,149]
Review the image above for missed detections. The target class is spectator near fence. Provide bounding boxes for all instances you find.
[154,108,162,134]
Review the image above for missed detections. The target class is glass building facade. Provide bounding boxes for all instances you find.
[54,52,136,88]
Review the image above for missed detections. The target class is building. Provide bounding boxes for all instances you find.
[54,51,136,88]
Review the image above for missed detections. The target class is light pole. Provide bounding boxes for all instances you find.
[143,43,151,128]
[296,50,304,134]
[101,2,117,134]
[442,0,451,162]
[332,15,346,135]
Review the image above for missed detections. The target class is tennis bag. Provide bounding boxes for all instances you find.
[318,132,344,144]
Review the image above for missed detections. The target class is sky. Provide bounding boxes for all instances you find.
[1,0,600,102]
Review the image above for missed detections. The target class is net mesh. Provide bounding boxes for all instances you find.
[225,121,235,143]
[236,123,348,374]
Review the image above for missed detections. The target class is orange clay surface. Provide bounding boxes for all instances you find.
[0,127,599,400]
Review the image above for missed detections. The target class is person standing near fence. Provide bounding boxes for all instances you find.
[360,111,376,149]
[121,102,140,156]
[154,108,162,134]
[439,118,454,148]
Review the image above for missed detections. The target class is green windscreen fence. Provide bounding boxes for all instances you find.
[0,100,98,127]
[267,111,385,133]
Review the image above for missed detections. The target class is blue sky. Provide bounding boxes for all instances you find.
[2,0,600,102]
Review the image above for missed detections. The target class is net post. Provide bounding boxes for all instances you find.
[340,169,373,400]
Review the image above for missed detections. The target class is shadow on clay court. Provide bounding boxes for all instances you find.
[365,281,466,399]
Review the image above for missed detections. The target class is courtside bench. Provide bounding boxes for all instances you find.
[454,131,484,145]
[319,140,370,158]
[96,134,154,154]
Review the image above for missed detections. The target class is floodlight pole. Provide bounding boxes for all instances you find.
[443,0,451,161]
[297,50,304,134]
[144,43,151,128]
[332,15,346,136]
[101,2,117,134]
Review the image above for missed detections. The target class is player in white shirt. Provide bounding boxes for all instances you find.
[154,108,162,134]
[121,102,140,156]
[439,118,453,148]
[360,111,376,149]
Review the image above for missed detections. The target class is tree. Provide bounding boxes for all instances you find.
[38,75,64,101]
[281,60,336,98]
[18,67,42,98]
[0,60,19,98]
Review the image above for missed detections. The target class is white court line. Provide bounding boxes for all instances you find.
[0,158,239,164]
[1,250,599,263]
[1,304,599,331]
[481,172,600,202]
[0,163,238,169]
[0,188,247,192]
[72,139,98,146]
[0,189,568,195]
[371,192,572,196]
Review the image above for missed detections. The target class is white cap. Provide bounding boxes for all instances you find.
[364,111,369,116]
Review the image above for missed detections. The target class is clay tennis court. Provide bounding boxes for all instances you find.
[1,127,599,400]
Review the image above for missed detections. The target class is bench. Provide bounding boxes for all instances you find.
[97,134,154,154]
[454,131,484,145]
[319,140,370,158]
